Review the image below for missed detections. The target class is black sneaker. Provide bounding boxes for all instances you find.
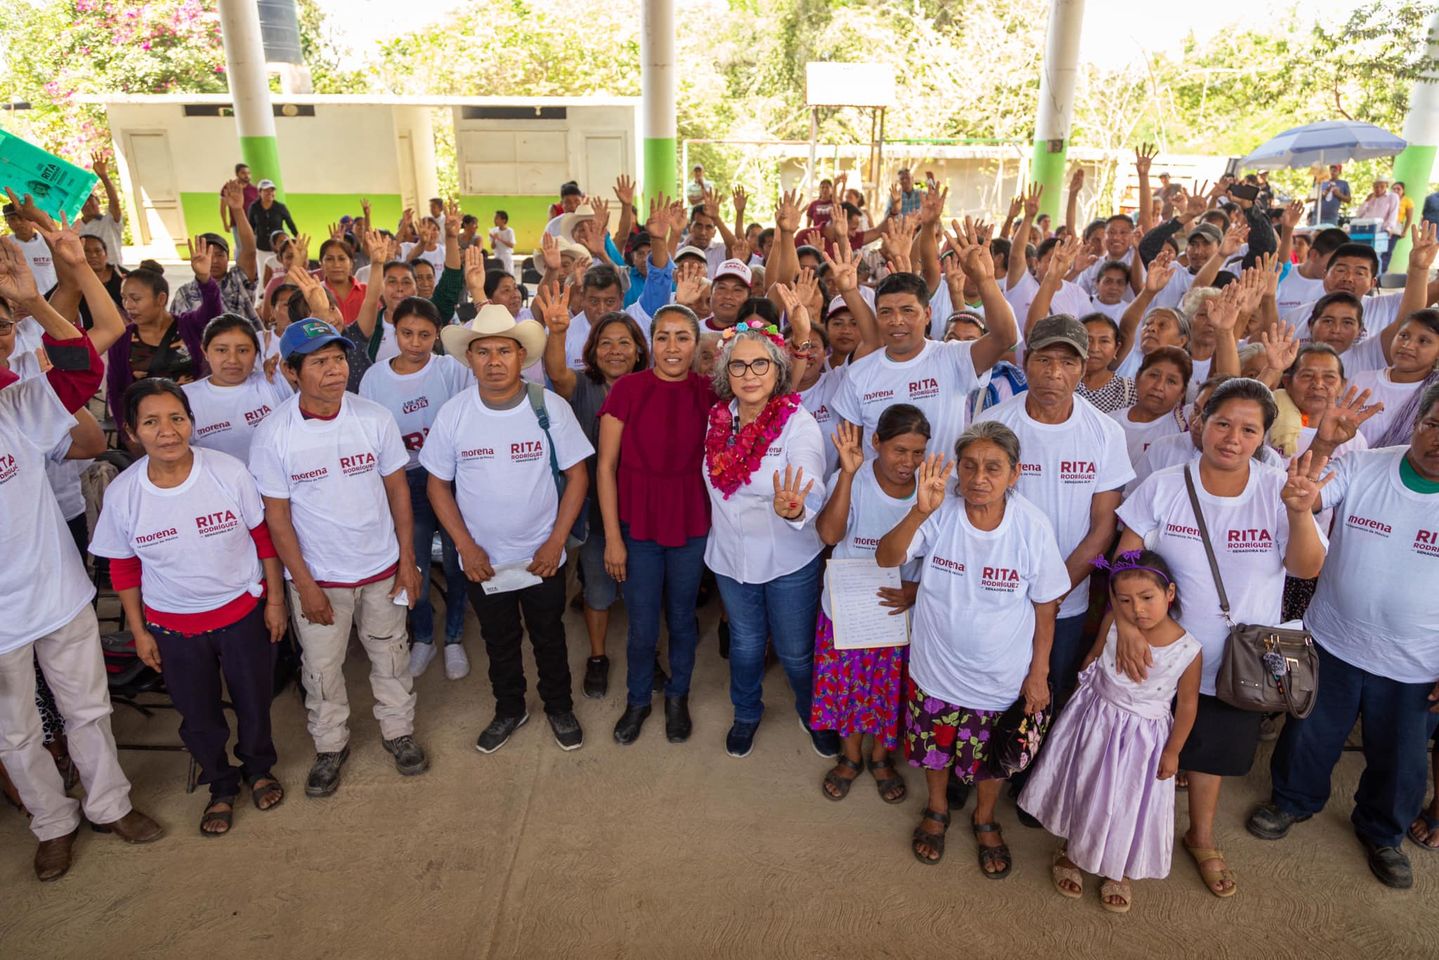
[583,655,610,699]
[652,656,668,693]
[613,704,651,745]
[548,711,584,751]
[382,735,429,776]
[304,745,350,798]
[801,718,840,758]
[665,695,692,743]
[1359,833,1414,889]
[1247,802,1310,840]
[726,720,759,758]
[475,713,528,754]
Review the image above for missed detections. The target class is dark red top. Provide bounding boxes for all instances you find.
[599,370,717,547]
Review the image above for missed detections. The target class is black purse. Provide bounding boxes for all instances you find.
[984,691,1053,779]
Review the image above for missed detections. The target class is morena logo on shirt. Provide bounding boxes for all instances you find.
[908,377,940,400]
[1165,521,1202,541]
[1019,462,1042,476]
[135,527,179,545]
[510,440,545,464]
[930,555,966,576]
[1345,514,1392,537]
[195,509,240,538]
[0,452,16,484]
[851,535,880,550]
[862,388,895,404]
[195,420,231,438]
[243,404,272,425]
[1414,530,1439,558]
[340,452,377,476]
[401,397,429,416]
[1226,528,1274,553]
[1058,460,1097,484]
[981,566,1021,591]
[460,446,495,461]
[290,466,329,484]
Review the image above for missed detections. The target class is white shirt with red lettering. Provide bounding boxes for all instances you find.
[359,354,473,469]
[0,378,94,654]
[820,462,921,620]
[832,339,981,465]
[1118,462,1324,696]
[1108,405,1186,470]
[976,394,1134,618]
[904,493,1070,710]
[1308,448,1439,682]
[419,387,593,567]
[90,447,265,614]
[248,393,408,583]
[800,368,843,479]
[183,372,294,466]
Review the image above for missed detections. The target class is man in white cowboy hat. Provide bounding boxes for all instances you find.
[248,318,428,798]
[423,305,593,754]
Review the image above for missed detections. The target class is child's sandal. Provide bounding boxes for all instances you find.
[1099,878,1132,914]
[1051,847,1083,899]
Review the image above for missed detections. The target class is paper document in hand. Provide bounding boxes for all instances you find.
[827,558,909,650]
[480,562,544,595]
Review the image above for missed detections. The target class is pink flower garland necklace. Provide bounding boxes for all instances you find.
[706,394,801,499]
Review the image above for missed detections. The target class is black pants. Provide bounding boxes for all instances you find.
[151,603,277,799]
[467,574,572,718]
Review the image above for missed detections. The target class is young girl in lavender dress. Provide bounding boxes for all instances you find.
[1019,550,1202,914]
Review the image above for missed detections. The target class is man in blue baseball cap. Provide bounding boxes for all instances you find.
[249,317,429,799]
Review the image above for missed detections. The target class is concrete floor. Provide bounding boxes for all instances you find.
[2,591,1436,960]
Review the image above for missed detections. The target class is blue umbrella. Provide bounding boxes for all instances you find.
[1238,119,1406,169]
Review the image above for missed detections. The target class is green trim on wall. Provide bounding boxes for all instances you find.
[1030,138,1068,220]
[237,135,284,197]
[178,193,403,253]
[458,195,554,256]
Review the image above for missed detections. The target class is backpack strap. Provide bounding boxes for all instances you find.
[526,382,563,488]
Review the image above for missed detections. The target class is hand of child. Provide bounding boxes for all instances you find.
[1156,749,1179,780]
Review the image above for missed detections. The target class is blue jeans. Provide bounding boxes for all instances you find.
[620,527,706,706]
[406,467,465,645]
[716,552,823,725]
[1270,642,1439,848]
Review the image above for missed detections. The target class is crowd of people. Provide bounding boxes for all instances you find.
[1,147,1437,917]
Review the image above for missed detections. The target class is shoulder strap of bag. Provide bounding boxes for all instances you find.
[526,382,563,488]
[1182,464,1231,621]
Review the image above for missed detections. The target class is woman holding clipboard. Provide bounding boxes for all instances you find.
[810,405,931,805]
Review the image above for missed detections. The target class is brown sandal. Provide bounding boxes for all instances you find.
[1052,847,1083,898]
[200,797,236,837]
[867,757,907,804]
[820,756,863,801]
[1183,838,1236,897]
[911,808,950,865]
[250,777,285,812]
[1099,878,1132,913]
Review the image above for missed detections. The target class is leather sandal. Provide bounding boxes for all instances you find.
[250,778,284,812]
[911,808,950,865]
[973,820,1012,879]
[1099,878,1132,914]
[1183,838,1236,897]
[200,797,236,837]
[1052,846,1083,898]
[867,756,907,804]
[821,756,863,801]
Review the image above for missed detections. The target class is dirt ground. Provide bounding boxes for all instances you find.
[3,591,1437,960]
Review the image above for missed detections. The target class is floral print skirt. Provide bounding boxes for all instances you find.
[903,677,1004,783]
[808,611,906,750]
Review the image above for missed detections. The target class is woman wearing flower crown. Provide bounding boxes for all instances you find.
[701,287,832,760]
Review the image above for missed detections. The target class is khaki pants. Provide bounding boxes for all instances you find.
[289,576,416,753]
[0,608,133,841]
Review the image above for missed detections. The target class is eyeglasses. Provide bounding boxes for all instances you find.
[726,357,772,379]
[0,321,14,334]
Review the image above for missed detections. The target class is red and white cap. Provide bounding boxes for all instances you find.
[714,259,753,286]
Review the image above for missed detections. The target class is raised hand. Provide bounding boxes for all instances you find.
[2,187,57,232]
[1179,188,1207,222]
[1207,280,1242,335]
[360,198,372,224]
[444,201,462,240]
[221,179,246,212]
[1038,231,1079,284]
[831,420,865,476]
[327,221,345,241]
[533,281,572,335]
[918,185,947,226]
[1313,386,1384,448]
[293,233,312,266]
[188,236,213,282]
[0,237,40,305]
[90,150,110,181]
[771,464,815,520]
[666,199,688,236]
[914,454,953,516]
[1281,199,1306,232]
[1220,220,1250,257]
[790,268,820,319]
[1144,249,1175,293]
[463,245,488,299]
[732,185,748,218]
[34,213,86,271]
[1260,321,1300,374]
[1068,166,1085,193]
[286,264,331,317]
[674,261,708,310]
[1134,142,1158,176]
[773,280,812,343]
[539,231,562,272]
[820,241,860,294]
[700,186,721,222]
[1281,451,1334,514]
[1408,220,1439,273]
[1006,195,1023,223]
[588,196,612,238]
[613,174,636,207]
[949,216,997,284]
[1023,182,1044,218]
[775,188,802,233]
[880,215,915,266]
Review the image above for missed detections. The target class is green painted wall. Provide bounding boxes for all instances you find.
[174,192,553,260]
[177,192,403,254]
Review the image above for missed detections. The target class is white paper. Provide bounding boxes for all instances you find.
[827,558,909,650]
[479,561,544,595]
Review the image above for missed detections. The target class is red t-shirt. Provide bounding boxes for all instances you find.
[598,370,717,547]
[806,199,835,228]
